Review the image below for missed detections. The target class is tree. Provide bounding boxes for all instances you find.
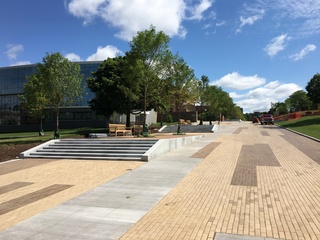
[232,105,245,120]
[269,102,288,115]
[19,74,48,135]
[202,85,219,124]
[126,26,173,134]
[168,56,198,134]
[26,52,84,138]
[87,56,140,127]
[198,75,209,125]
[203,85,234,123]
[286,90,312,112]
[306,73,320,109]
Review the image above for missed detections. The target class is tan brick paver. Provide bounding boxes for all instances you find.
[0,159,144,231]
[121,123,320,240]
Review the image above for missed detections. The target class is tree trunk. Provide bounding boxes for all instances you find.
[143,85,148,136]
[56,110,59,131]
[126,109,131,128]
[54,109,60,139]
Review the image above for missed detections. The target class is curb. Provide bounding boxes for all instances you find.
[275,124,320,143]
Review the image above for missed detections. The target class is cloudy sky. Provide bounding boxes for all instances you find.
[1,0,319,113]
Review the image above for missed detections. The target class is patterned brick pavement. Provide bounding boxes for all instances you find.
[0,159,144,231]
[121,123,320,240]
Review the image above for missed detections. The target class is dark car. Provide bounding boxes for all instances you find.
[260,114,274,125]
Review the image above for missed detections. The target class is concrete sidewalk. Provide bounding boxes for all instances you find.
[0,122,319,240]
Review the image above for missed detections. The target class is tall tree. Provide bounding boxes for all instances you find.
[203,85,234,123]
[29,52,84,138]
[126,26,173,134]
[168,56,198,134]
[202,85,220,124]
[87,56,140,126]
[269,102,288,115]
[306,73,320,109]
[19,74,48,135]
[286,90,312,112]
[198,75,209,125]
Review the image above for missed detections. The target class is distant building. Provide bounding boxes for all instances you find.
[0,61,106,132]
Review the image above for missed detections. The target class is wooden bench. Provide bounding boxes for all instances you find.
[108,124,132,137]
[179,119,191,125]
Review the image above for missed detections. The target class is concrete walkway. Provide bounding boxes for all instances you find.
[0,122,319,240]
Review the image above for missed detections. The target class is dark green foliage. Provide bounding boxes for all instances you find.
[87,56,140,118]
[306,73,320,107]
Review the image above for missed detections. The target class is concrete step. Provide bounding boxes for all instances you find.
[43,146,150,150]
[22,139,159,161]
[37,149,146,154]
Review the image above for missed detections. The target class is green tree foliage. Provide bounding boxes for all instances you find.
[198,75,209,125]
[306,73,320,108]
[286,90,312,112]
[269,102,289,115]
[19,74,48,134]
[232,106,245,120]
[21,52,84,137]
[168,56,198,134]
[87,56,140,126]
[126,26,173,128]
[203,85,236,121]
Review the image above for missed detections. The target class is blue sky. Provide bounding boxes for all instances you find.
[1,0,319,113]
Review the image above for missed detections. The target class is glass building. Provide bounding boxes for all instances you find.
[0,61,105,132]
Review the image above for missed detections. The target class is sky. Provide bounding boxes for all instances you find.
[1,0,319,113]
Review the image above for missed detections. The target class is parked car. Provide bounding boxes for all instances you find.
[260,114,274,125]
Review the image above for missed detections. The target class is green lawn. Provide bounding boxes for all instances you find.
[276,116,320,140]
[0,127,106,145]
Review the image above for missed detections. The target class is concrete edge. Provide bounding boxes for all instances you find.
[19,139,60,158]
[211,124,218,132]
[157,125,167,132]
[142,134,204,161]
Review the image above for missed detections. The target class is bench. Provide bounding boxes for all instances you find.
[108,124,132,137]
[179,119,191,125]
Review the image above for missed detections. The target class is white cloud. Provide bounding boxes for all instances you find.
[213,72,266,90]
[188,0,213,20]
[264,34,288,57]
[65,53,82,61]
[289,44,316,61]
[86,45,123,61]
[274,0,320,35]
[102,0,188,40]
[236,9,265,33]
[229,92,245,99]
[216,20,226,27]
[10,61,31,66]
[5,44,24,60]
[234,81,301,113]
[254,0,320,36]
[66,0,214,41]
[67,0,106,25]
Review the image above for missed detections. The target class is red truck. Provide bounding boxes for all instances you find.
[260,114,274,125]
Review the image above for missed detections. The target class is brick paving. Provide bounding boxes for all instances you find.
[0,159,144,231]
[121,123,320,240]
[0,123,319,240]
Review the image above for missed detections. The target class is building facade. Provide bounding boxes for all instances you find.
[0,61,106,132]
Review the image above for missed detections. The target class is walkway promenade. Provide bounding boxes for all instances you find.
[0,122,319,239]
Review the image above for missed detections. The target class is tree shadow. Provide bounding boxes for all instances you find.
[281,117,319,128]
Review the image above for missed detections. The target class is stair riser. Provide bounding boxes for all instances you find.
[23,139,158,161]
[30,153,143,157]
[37,150,146,154]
